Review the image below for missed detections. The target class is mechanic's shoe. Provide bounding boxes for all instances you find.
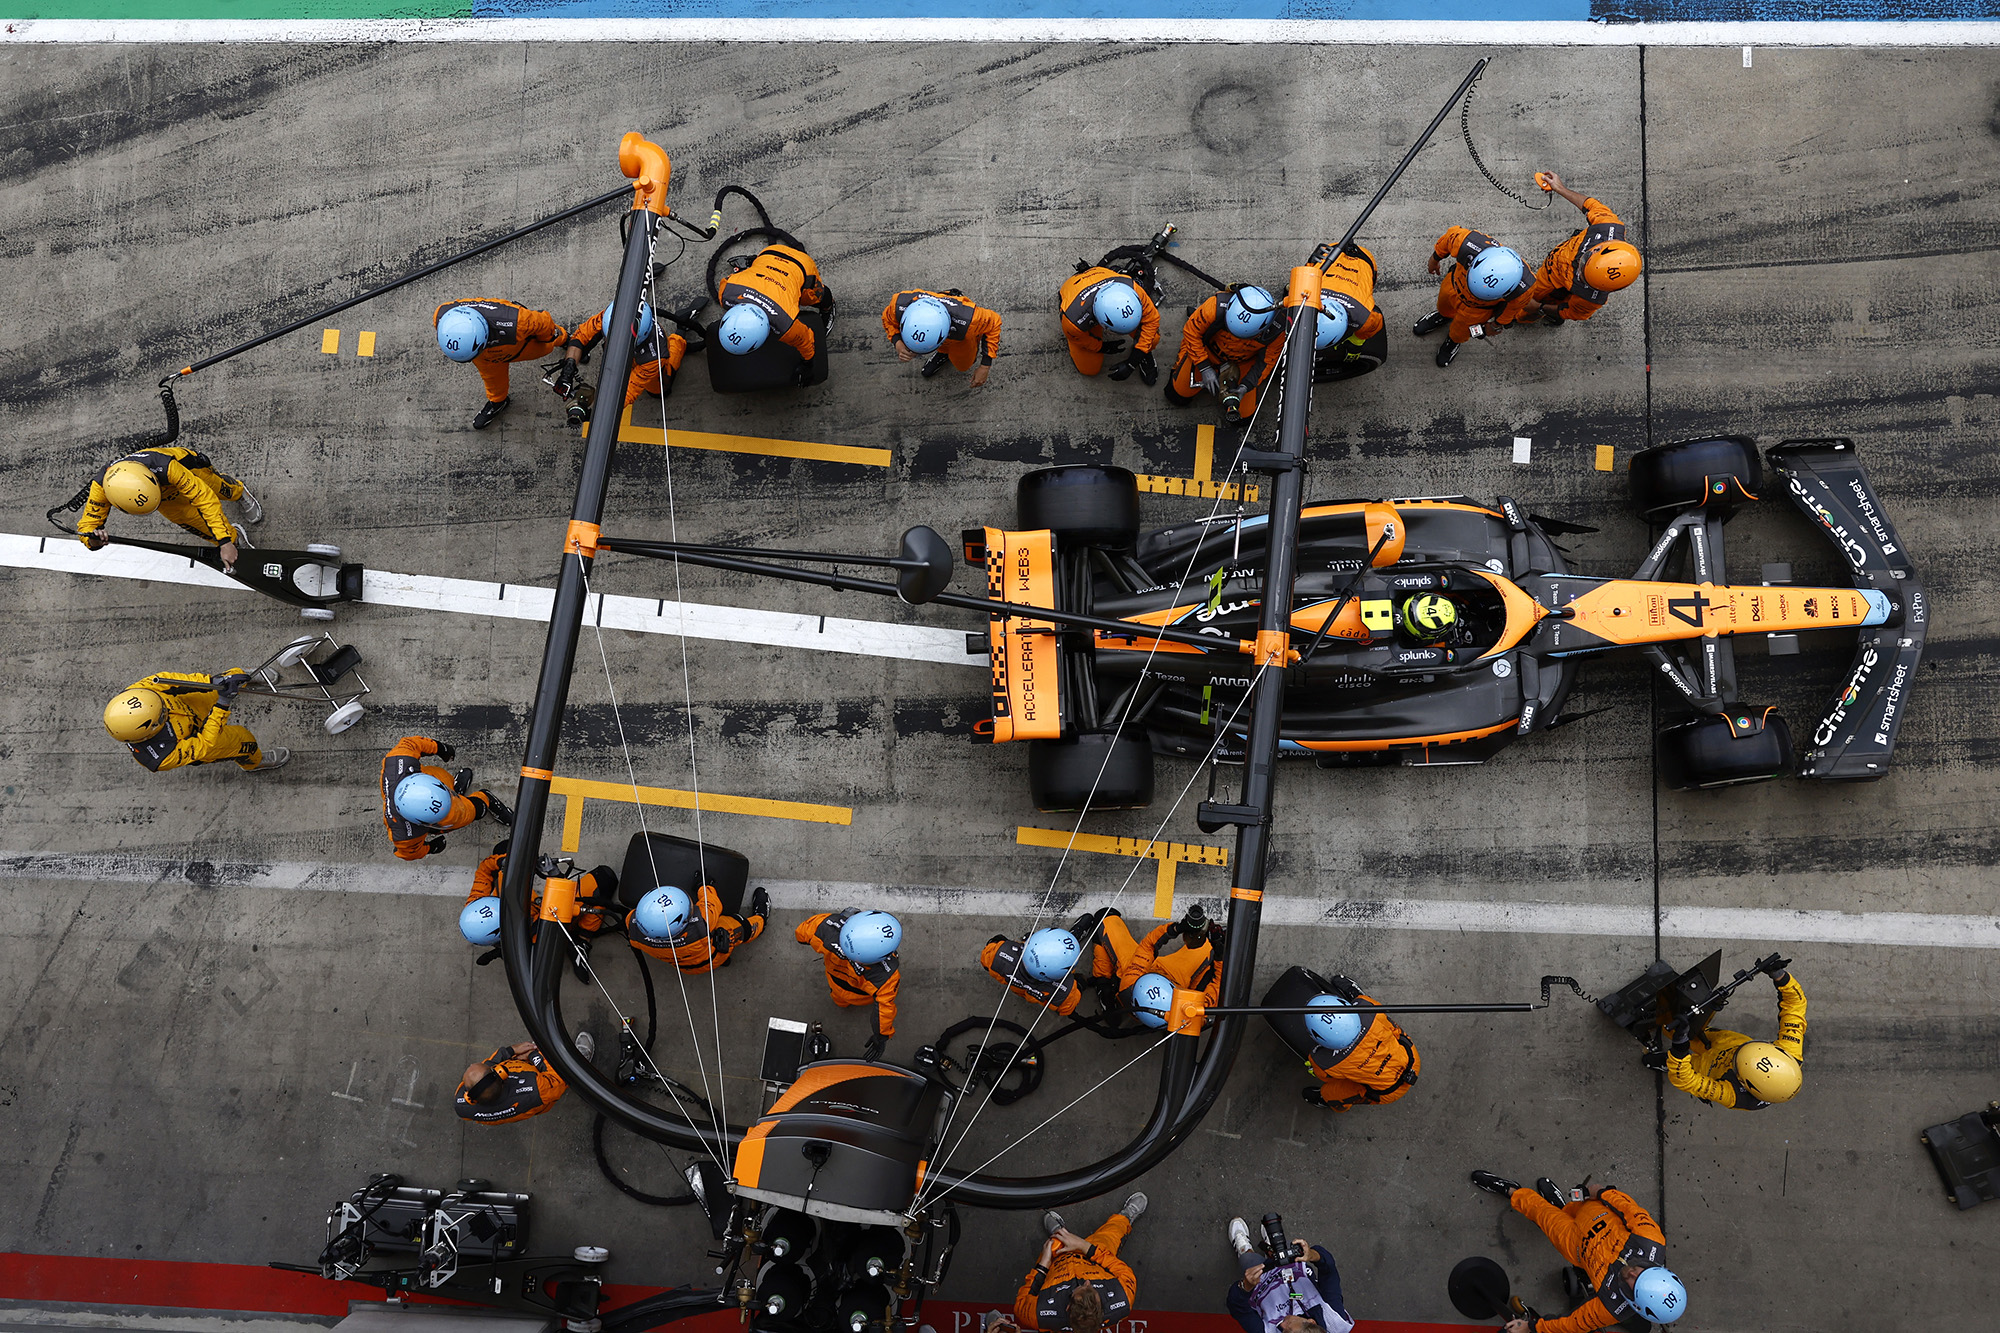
[1435,338,1460,369]
[1641,1047,1668,1073]
[1042,1210,1065,1237]
[1471,1170,1520,1197]
[472,396,510,429]
[1119,1191,1148,1222]
[1412,312,1449,337]
[920,351,950,379]
[1228,1217,1254,1257]
[483,795,516,827]
[574,1030,597,1063]
[452,767,473,795]
[1535,1177,1566,1210]
[1562,1266,1591,1303]
[247,747,290,772]
[232,525,255,549]
[571,937,595,986]
[234,486,264,524]
[750,886,771,921]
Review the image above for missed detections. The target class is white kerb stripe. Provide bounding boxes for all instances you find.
[3,850,1996,950]
[0,533,976,668]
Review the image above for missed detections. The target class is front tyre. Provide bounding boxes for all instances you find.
[1658,709,1795,789]
[1628,436,1761,519]
[1017,465,1141,549]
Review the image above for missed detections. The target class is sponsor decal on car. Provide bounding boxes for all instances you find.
[1814,644,1880,747]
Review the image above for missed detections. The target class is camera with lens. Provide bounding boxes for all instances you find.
[1259,1213,1306,1265]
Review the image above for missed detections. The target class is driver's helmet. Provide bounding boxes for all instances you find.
[1400,593,1459,639]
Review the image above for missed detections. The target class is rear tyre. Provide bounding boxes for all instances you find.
[1629,436,1762,518]
[1029,729,1155,811]
[618,832,751,915]
[1658,710,1795,789]
[1017,465,1140,549]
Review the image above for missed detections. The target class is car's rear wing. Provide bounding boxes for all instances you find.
[1768,439,1927,781]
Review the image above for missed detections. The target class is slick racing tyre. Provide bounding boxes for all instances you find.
[1017,465,1141,550]
[1029,729,1155,811]
[1658,709,1795,789]
[1629,436,1762,518]
[617,832,751,915]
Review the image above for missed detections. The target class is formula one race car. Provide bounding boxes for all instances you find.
[967,436,1926,808]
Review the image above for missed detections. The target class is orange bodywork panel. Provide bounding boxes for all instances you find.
[1292,719,1519,755]
[733,1063,910,1187]
[1565,580,1875,646]
[1463,567,1553,658]
[986,527,1064,742]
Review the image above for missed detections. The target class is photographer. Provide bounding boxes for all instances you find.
[1223,1215,1353,1333]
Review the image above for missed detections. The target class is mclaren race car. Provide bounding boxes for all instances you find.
[968,435,1926,809]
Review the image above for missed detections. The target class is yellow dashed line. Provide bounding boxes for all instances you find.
[320,329,340,354]
[357,331,377,357]
[1595,444,1616,472]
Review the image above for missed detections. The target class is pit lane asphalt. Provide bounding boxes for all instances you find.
[1,43,1996,1332]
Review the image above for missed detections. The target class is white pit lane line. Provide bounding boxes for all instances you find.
[2,850,1996,951]
[0,532,976,669]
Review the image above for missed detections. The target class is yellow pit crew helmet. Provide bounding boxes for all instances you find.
[1735,1041,1802,1102]
[103,687,168,742]
[103,461,163,515]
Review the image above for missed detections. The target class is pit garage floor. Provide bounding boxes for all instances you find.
[1,41,1997,1333]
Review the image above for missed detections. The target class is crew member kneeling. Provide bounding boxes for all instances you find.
[552,300,692,428]
[714,243,827,382]
[1299,979,1420,1111]
[628,883,769,974]
[883,288,1001,388]
[1057,268,1159,384]
[1164,285,1285,419]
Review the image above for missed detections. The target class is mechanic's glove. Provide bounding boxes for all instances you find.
[547,359,580,398]
[1200,366,1220,396]
[425,836,448,856]
[1106,361,1134,382]
[1324,973,1364,1002]
[214,671,249,705]
[1764,953,1793,985]
[710,925,734,954]
[1098,339,1126,357]
[862,1032,887,1063]
[475,947,502,967]
[1667,1017,1692,1059]
[491,839,511,857]
[1301,1085,1325,1106]
[1130,348,1158,386]
[80,531,107,550]
[434,741,457,762]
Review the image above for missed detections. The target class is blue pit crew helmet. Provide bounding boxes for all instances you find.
[1127,972,1177,1029]
[1465,246,1528,299]
[633,886,694,943]
[459,899,502,946]
[838,910,903,965]
[1092,282,1144,334]
[1314,296,1350,351]
[393,773,453,826]
[718,304,771,355]
[1631,1267,1687,1325]
[899,297,952,352]
[601,300,656,345]
[1223,286,1277,337]
[1022,927,1082,983]
[435,305,490,362]
[1303,994,1365,1054]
